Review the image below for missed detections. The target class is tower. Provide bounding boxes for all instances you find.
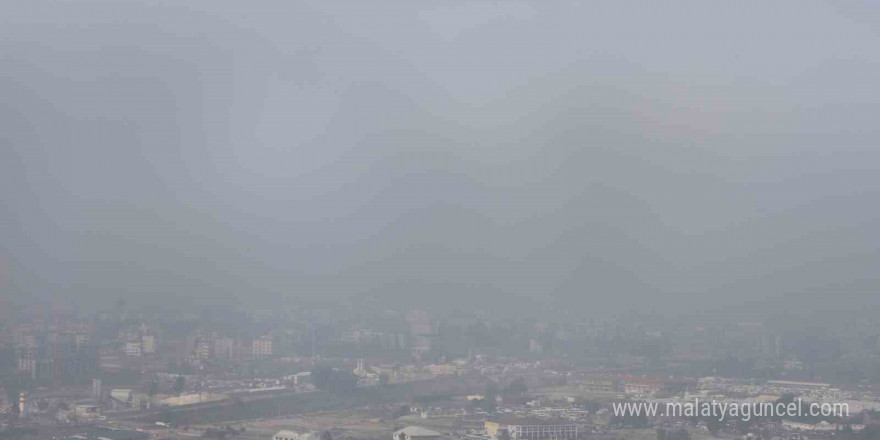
[92,378,102,403]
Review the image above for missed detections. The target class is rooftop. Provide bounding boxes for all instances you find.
[394,426,442,437]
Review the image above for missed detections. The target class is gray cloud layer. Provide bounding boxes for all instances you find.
[2,1,879,315]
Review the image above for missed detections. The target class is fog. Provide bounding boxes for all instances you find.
[2,1,879,316]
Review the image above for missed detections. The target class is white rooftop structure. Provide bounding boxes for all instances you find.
[273,430,315,440]
[393,426,442,440]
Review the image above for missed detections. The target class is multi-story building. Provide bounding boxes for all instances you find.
[485,418,579,440]
[407,310,433,357]
[578,375,623,394]
[380,333,409,350]
[195,339,212,360]
[0,345,15,377]
[16,334,38,377]
[142,335,156,354]
[92,378,103,403]
[622,376,664,395]
[406,309,433,336]
[124,341,143,357]
[214,337,235,360]
[16,331,98,385]
[529,338,543,354]
[253,336,273,359]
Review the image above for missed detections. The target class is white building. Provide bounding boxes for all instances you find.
[393,426,442,440]
[272,430,315,440]
[214,337,235,360]
[124,341,142,357]
[782,420,862,432]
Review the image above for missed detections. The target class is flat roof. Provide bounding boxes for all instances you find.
[395,426,442,437]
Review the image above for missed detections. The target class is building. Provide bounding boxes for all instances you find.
[16,332,98,385]
[529,338,543,354]
[0,345,15,377]
[406,310,433,356]
[406,310,433,336]
[108,388,137,409]
[92,378,102,403]
[141,335,156,354]
[195,340,212,360]
[766,380,831,391]
[485,418,579,440]
[162,393,226,407]
[782,421,863,432]
[622,376,663,395]
[16,338,37,377]
[393,426,442,440]
[253,336,273,359]
[579,376,622,394]
[57,427,148,440]
[214,337,235,360]
[75,404,101,419]
[124,341,142,357]
[272,430,314,440]
[291,371,311,385]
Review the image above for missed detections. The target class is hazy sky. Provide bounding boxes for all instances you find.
[2,1,879,315]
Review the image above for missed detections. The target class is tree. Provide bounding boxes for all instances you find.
[481,383,499,412]
[158,407,173,424]
[4,377,22,419]
[328,370,358,394]
[313,365,332,390]
[706,417,723,436]
[312,365,357,394]
[174,375,186,395]
[669,429,690,440]
[578,400,600,413]
[147,376,159,407]
[659,429,689,440]
[148,377,159,396]
[10,398,20,418]
[504,377,528,395]
[202,427,227,439]
[393,405,410,419]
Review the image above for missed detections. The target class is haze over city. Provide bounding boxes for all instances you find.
[2,2,880,440]
[4,1,880,317]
